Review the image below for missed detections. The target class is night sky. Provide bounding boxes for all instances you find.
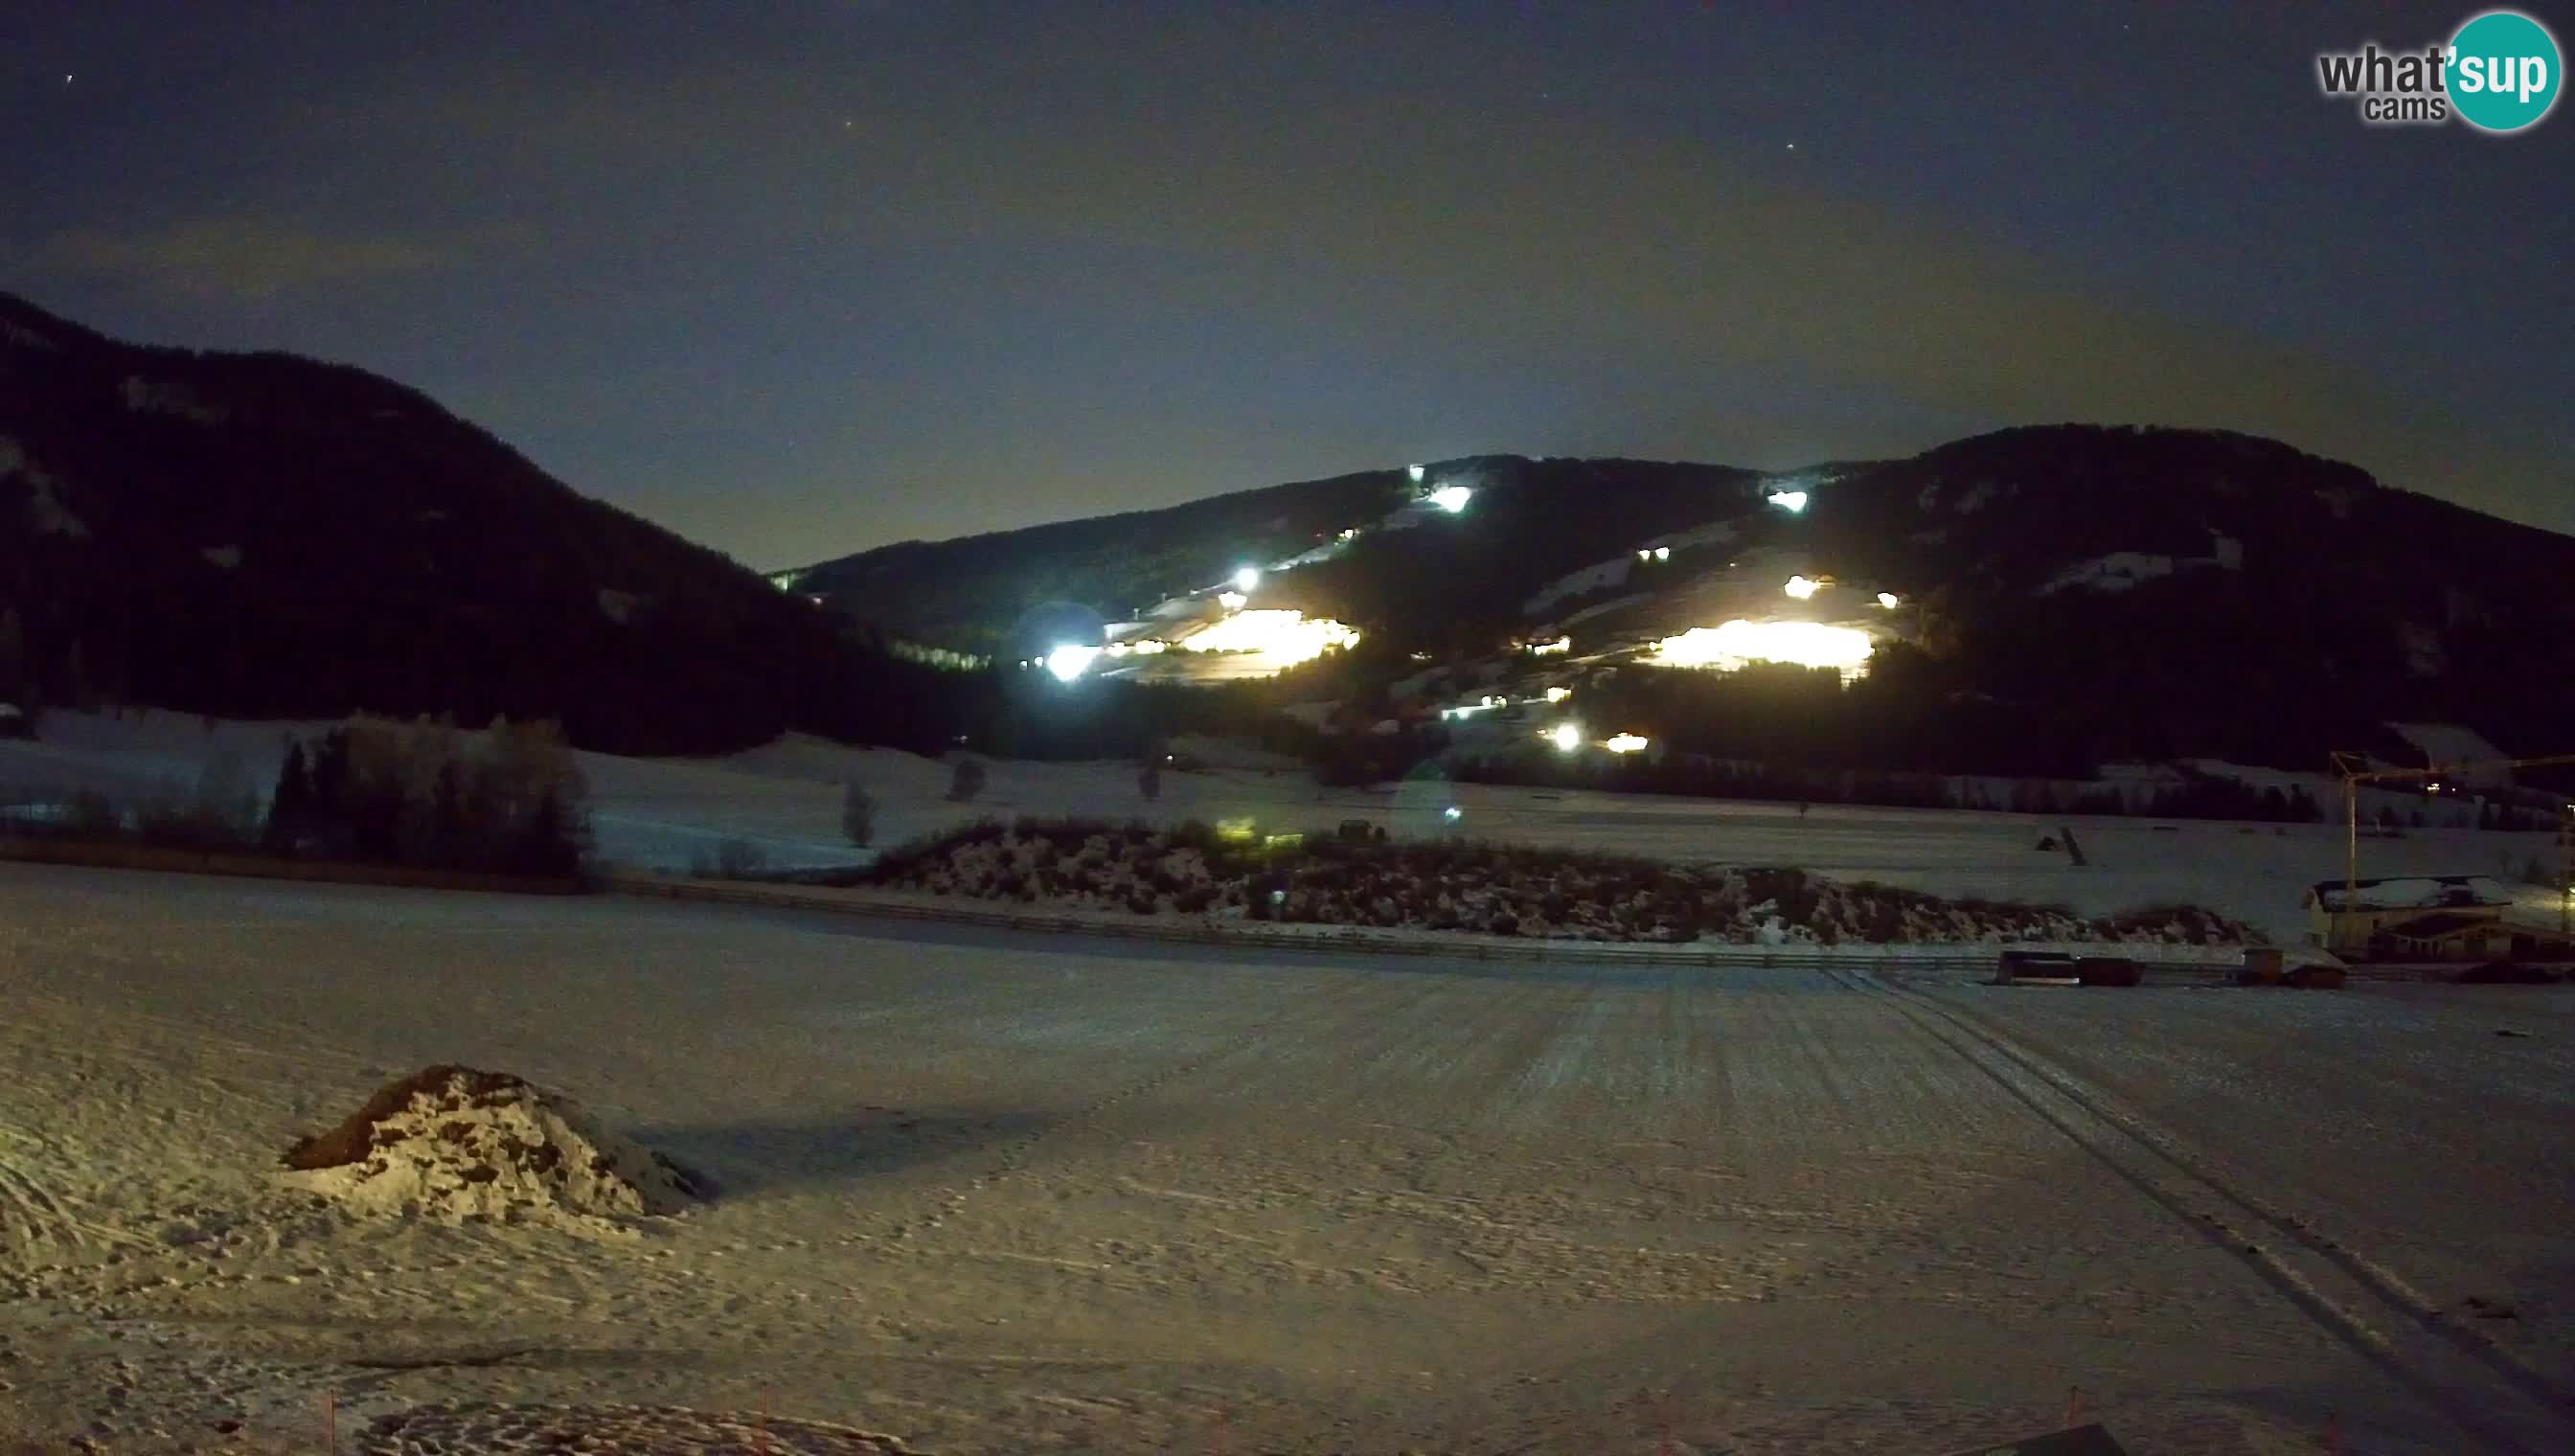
[8,2,2568,568]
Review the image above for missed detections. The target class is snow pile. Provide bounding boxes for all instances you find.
[284,1066,713,1222]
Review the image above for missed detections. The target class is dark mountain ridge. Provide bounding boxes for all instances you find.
[800,425,2575,773]
[0,292,962,756]
[7,292,2567,779]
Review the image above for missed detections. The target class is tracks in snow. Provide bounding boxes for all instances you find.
[0,1122,161,1261]
[1832,967,2575,1454]
[0,1145,90,1257]
[881,969,1447,1243]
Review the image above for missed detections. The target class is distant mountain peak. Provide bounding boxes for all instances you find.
[0,293,959,755]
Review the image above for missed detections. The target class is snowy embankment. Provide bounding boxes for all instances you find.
[4,710,2555,946]
[862,819,2265,947]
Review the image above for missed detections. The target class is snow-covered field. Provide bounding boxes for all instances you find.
[6,710,2560,945]
[4,864,2572,1453]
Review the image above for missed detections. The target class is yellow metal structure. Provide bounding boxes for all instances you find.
[2328,750,2575,937]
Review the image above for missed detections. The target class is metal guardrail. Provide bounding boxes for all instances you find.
[602,872,2258,973]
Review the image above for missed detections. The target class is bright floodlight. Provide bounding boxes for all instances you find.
[1548,721,1583,753]
[1785,575,1820,600]
[1044,644,1101,682]
[1877,591,1900,609]
[1768,489,1810,512]
[1604,733,1650,754]
[1649,621,1875,674]
[1407,464,1426,484]
[1443,805,1463,823]
[1178,608,1360,667]
[1232,566,1260,593]
[1429,485,1472,513]
[1653,546,1670,560]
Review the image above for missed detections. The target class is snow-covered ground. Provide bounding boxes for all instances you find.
[2,864,2570,1453]
[3,710,2562,944]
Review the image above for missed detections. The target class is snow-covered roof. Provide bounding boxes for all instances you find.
[2385,722,2508,780]
[2307,875,2511,912]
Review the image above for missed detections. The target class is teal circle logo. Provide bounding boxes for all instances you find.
[2447,10,2562,131]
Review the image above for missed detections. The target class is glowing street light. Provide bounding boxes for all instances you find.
[1767,489,1810,512]
[1407,464,1426,484]
[1429,485,1472,513]
[1653,546,1670,560]
[1548,721,1584,753]
[1604,733,1650,754]
[1877,591,1901,609]
[1785,575,1820,600]
[1217,590,1247,611]
[1044,644,1102,682]
[1232,565,1261,593]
